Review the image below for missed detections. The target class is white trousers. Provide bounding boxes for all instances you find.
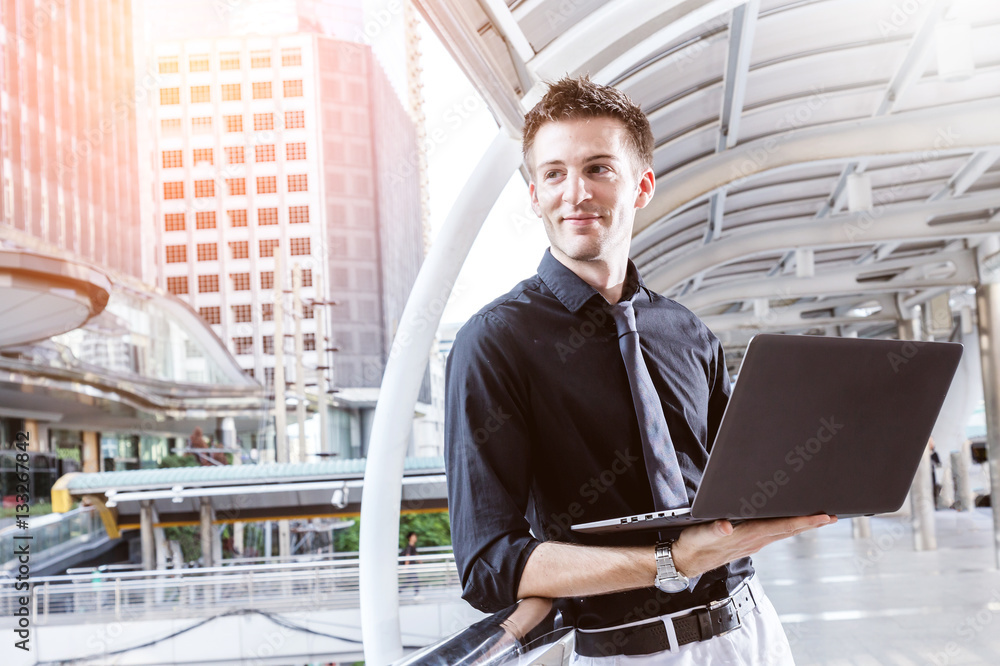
[570,579,795,666]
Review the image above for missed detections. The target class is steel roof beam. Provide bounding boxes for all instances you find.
[634,98,1000,238]
[679,250,980,313]
[647,192,1000,292]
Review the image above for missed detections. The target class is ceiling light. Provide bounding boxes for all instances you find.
[846,173,873,212]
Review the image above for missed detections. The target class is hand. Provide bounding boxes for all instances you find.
[671,515,837,578]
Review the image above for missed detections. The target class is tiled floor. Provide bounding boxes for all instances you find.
[752,509,1000,665]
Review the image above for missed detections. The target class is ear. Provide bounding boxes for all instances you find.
[634,168,655,209]
[529,181,542,217]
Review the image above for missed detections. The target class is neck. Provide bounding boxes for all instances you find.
[551,246,631,304]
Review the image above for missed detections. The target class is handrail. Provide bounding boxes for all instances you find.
[0,507,107,569]
[394,599,574,666]
[0,553,462,625]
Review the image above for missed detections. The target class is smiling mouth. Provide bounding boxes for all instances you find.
[563,215,601,226]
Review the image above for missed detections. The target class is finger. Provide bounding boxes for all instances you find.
[714,520,734,537]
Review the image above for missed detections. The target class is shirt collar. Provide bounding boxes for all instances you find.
[537,248,653,313]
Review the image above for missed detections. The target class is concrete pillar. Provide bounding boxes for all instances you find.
[952,441,975,512]
[140,500,156,571]
[938,454,955,510]
[23,419,49,452]
[900,318,937,550]
[200,498,215,568]
[911,447,938,551]
[852,516,872,540]
[316,277,329,455]
[81,431,100,473]
[226,418,244,557]
[975,280,1000,568]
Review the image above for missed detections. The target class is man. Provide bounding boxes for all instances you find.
[445,76,834,663]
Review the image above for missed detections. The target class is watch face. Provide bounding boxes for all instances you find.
[656,577,689,593]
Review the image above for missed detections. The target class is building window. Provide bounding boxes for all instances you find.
[253,113,274,131]
[285,110,305,129]
[259,239,279,258]
[225,146,245,164]
[192,117,213,133]
[262,303,274,321]
[330,234,347,257]
[303,303,314,319]
[199,306,221,325]
[289,206,309,224]
[229,240,249,259]
[255,145,275,162]
[224,115,243,132]
[288,174,308,192]
[290,237,311,256]
[302,268,312,287]
[221,83,241,101]
[189,54,210,71]
[167,276,188,294]
[193,148,213,165]
[191,85,211,103]
[228,209,247,227]
[161,118,182,135]
[198,275,219,293]
[163,181,184,200]
[196,211,216,229]
[194,180,215,198]
[251,50,271,68]
[227,178,246,196]
[234,337,253,355]
[231,272,251,291]
[158,56,179,74]
[256,176,276,194]
[264,367,275,386]
[263,335,274,355]
[258,207,278,226]
[304,333,316,351]
[220,52,240,69]
[165,213,185,231]
[232,304,252,323]
[162,150,183,168]
[281,48,302,66]
[166,244,187,263]
[160,88,180,105]
[197,243,217,261]
[252,82,272,99]
[286,142,306,160]
[283,80,304,97]
[261,271,274,290]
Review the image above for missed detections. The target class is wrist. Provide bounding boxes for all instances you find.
[653,540,690,593]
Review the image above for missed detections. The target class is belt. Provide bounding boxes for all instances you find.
[575,578,759,658]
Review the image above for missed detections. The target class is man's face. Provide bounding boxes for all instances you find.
[528,116,654,264]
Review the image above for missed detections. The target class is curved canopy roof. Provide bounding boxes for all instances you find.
[415,0,1000,361]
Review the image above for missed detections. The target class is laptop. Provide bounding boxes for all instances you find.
[572,334,963,534]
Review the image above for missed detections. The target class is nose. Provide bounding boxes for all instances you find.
[562,172,592,206]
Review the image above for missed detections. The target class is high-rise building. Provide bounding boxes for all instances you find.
[0,0,142,278]
[148,34,426,457]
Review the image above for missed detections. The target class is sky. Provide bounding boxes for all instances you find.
[362,0,550,327]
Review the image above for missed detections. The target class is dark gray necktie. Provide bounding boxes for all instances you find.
[610,297,689,511]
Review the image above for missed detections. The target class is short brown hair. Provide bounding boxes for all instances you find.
[522,76,654,177]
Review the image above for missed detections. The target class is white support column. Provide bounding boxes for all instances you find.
[274,255,291,558]
[140,500,155,571]
[293,263,306,462]
[976,279,1000,567]
[901,317,937,551]
[200,498,216,568]
[359,130,522,665]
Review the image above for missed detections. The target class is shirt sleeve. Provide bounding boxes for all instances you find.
[445,311,541,613]
[706,332,733,451]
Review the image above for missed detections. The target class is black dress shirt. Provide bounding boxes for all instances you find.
[445,248,753,630]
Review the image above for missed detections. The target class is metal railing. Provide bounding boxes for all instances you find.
[0,508,107,571]
[0,552,461,626]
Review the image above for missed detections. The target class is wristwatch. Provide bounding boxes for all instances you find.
[654,540,690,593]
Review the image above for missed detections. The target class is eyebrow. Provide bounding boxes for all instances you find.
[536,154,621,171]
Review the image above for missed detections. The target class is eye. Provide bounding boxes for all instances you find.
[544,170,562,180]
[590,165,611,174]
